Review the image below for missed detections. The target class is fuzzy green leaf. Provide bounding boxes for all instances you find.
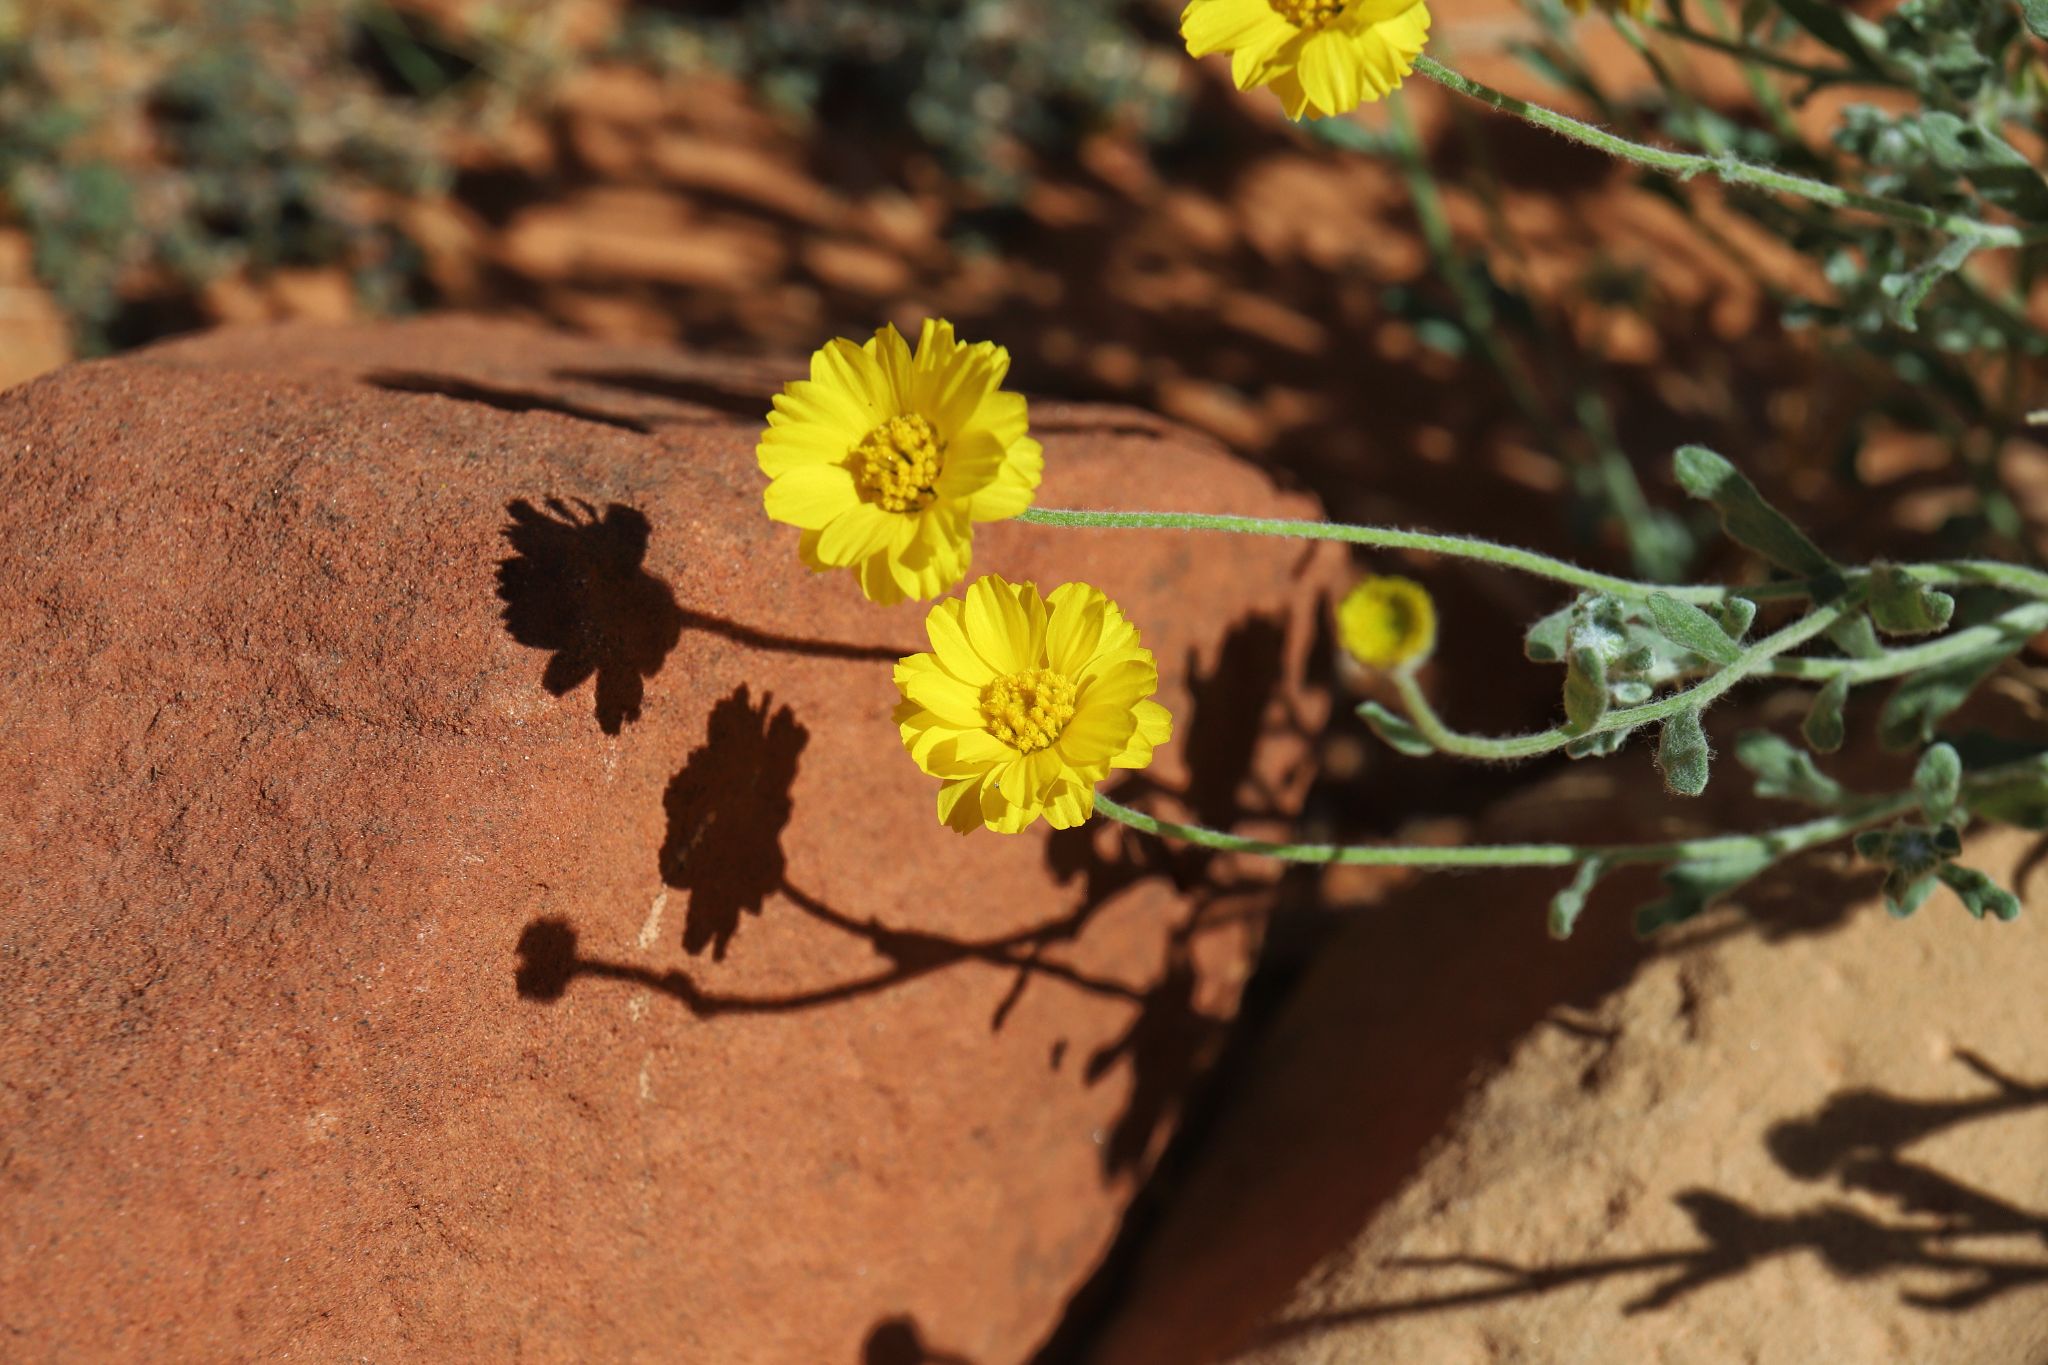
[1883,868,1938,919]
[1826,612,1885,660]
[1358,701,1434,757]
[1647,592,1743,666]
[2027,0,2048,39]
[1709,597,1757,643]
[1962,767,2048,830]
[1548,858,1606,941]
[1913,743,1963,824]
[1879,236,1978,333]
[1658,707,1711,797]
[1869,565,1956,635]
[1634,848,1774,935]
[1523,603,1575,663]
[1564,645,1610,733]
[1672,446,1834,577]
[1803,673,1851,754]
[1878,641,2025,750]
[1937,864,2022,922]
[1733,731,1846,808]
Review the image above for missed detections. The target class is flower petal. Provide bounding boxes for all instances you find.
[963,574,1042,675]
[925,597,997,686]
[1112,699,1175,769]
[763,464,859,530]
[895,657,985,728]
[866,322,915,411]
[1297,30,1364,117]
[1182,0,1289,58]
[1045,584,1107,677]
[815,501,899,564]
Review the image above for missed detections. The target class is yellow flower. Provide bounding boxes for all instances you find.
[1181,0,1431,121]
[759,320,1044,605]
[1336,575,1436,668]
[894,575,1174,834]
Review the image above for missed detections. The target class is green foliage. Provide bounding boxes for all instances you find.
[0,1,500,352]
[625,0,1183,197]
[1673,446,1834,579]
[1358,700,1434,757]
[1734,731,1845,808]
[1657,707,1711,797]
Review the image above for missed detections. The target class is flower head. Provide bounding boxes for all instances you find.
[1337,574,1437,669]
[759,320,1044,605]
[894,575,1174,834]
[1181,0,1431,120]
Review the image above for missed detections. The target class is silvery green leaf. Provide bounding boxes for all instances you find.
[1647,592,1743,666]
[1879,641,2026,750]
[1937,865,2022,922]
[1658,707,1711,797]
[1869,565,1956,635]
[1524,603,1575,663]
[1672,446,1834,577]
[1548,859,1606,941]
[1634,848,1775,935]
[1803,674,1850,754]
[1913,743,1962,824]
[1565,645,1610,733]
[1733,731,1846,808]
[1358,701,1434,757]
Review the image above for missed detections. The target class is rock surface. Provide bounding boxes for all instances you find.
[0,317,1342,1361]
[1087,760,2048,1364]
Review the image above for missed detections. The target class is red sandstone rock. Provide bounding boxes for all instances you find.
[0,317,1342,1361]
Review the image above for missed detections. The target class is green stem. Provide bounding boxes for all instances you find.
[1016,506,1727,601]
[1094,757,2048,871]
[1018,508,2048,609]
[1389,600,1850,761]
[1411,55,2039,249]
[1761,602,2048,683]
[1092,790,1909,868]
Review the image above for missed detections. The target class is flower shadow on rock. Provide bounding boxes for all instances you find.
[496,497,685,735]
[659,683,809,961]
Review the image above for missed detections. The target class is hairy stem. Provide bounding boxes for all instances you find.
[1017,506,1728,601]
[1412,55,2039,249]
[1092,758,2047,871]
[1388,600,1851,761]
[1092,790,1910,868]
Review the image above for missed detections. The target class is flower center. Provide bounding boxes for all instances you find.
[980,668,1077,754]
[1268,0,1347,29]
[851,413,944,514]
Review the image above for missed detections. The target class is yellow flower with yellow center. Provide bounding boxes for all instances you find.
[894,574,1174,834]
[759,320,1045,605]
[1336,574,1437,669]
[1181,0,1432,121]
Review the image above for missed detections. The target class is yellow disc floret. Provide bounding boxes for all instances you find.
[852,414,944,513]
[980,668,1078,753]
[1337,574,1438,669]
[1269,0,1346,29]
